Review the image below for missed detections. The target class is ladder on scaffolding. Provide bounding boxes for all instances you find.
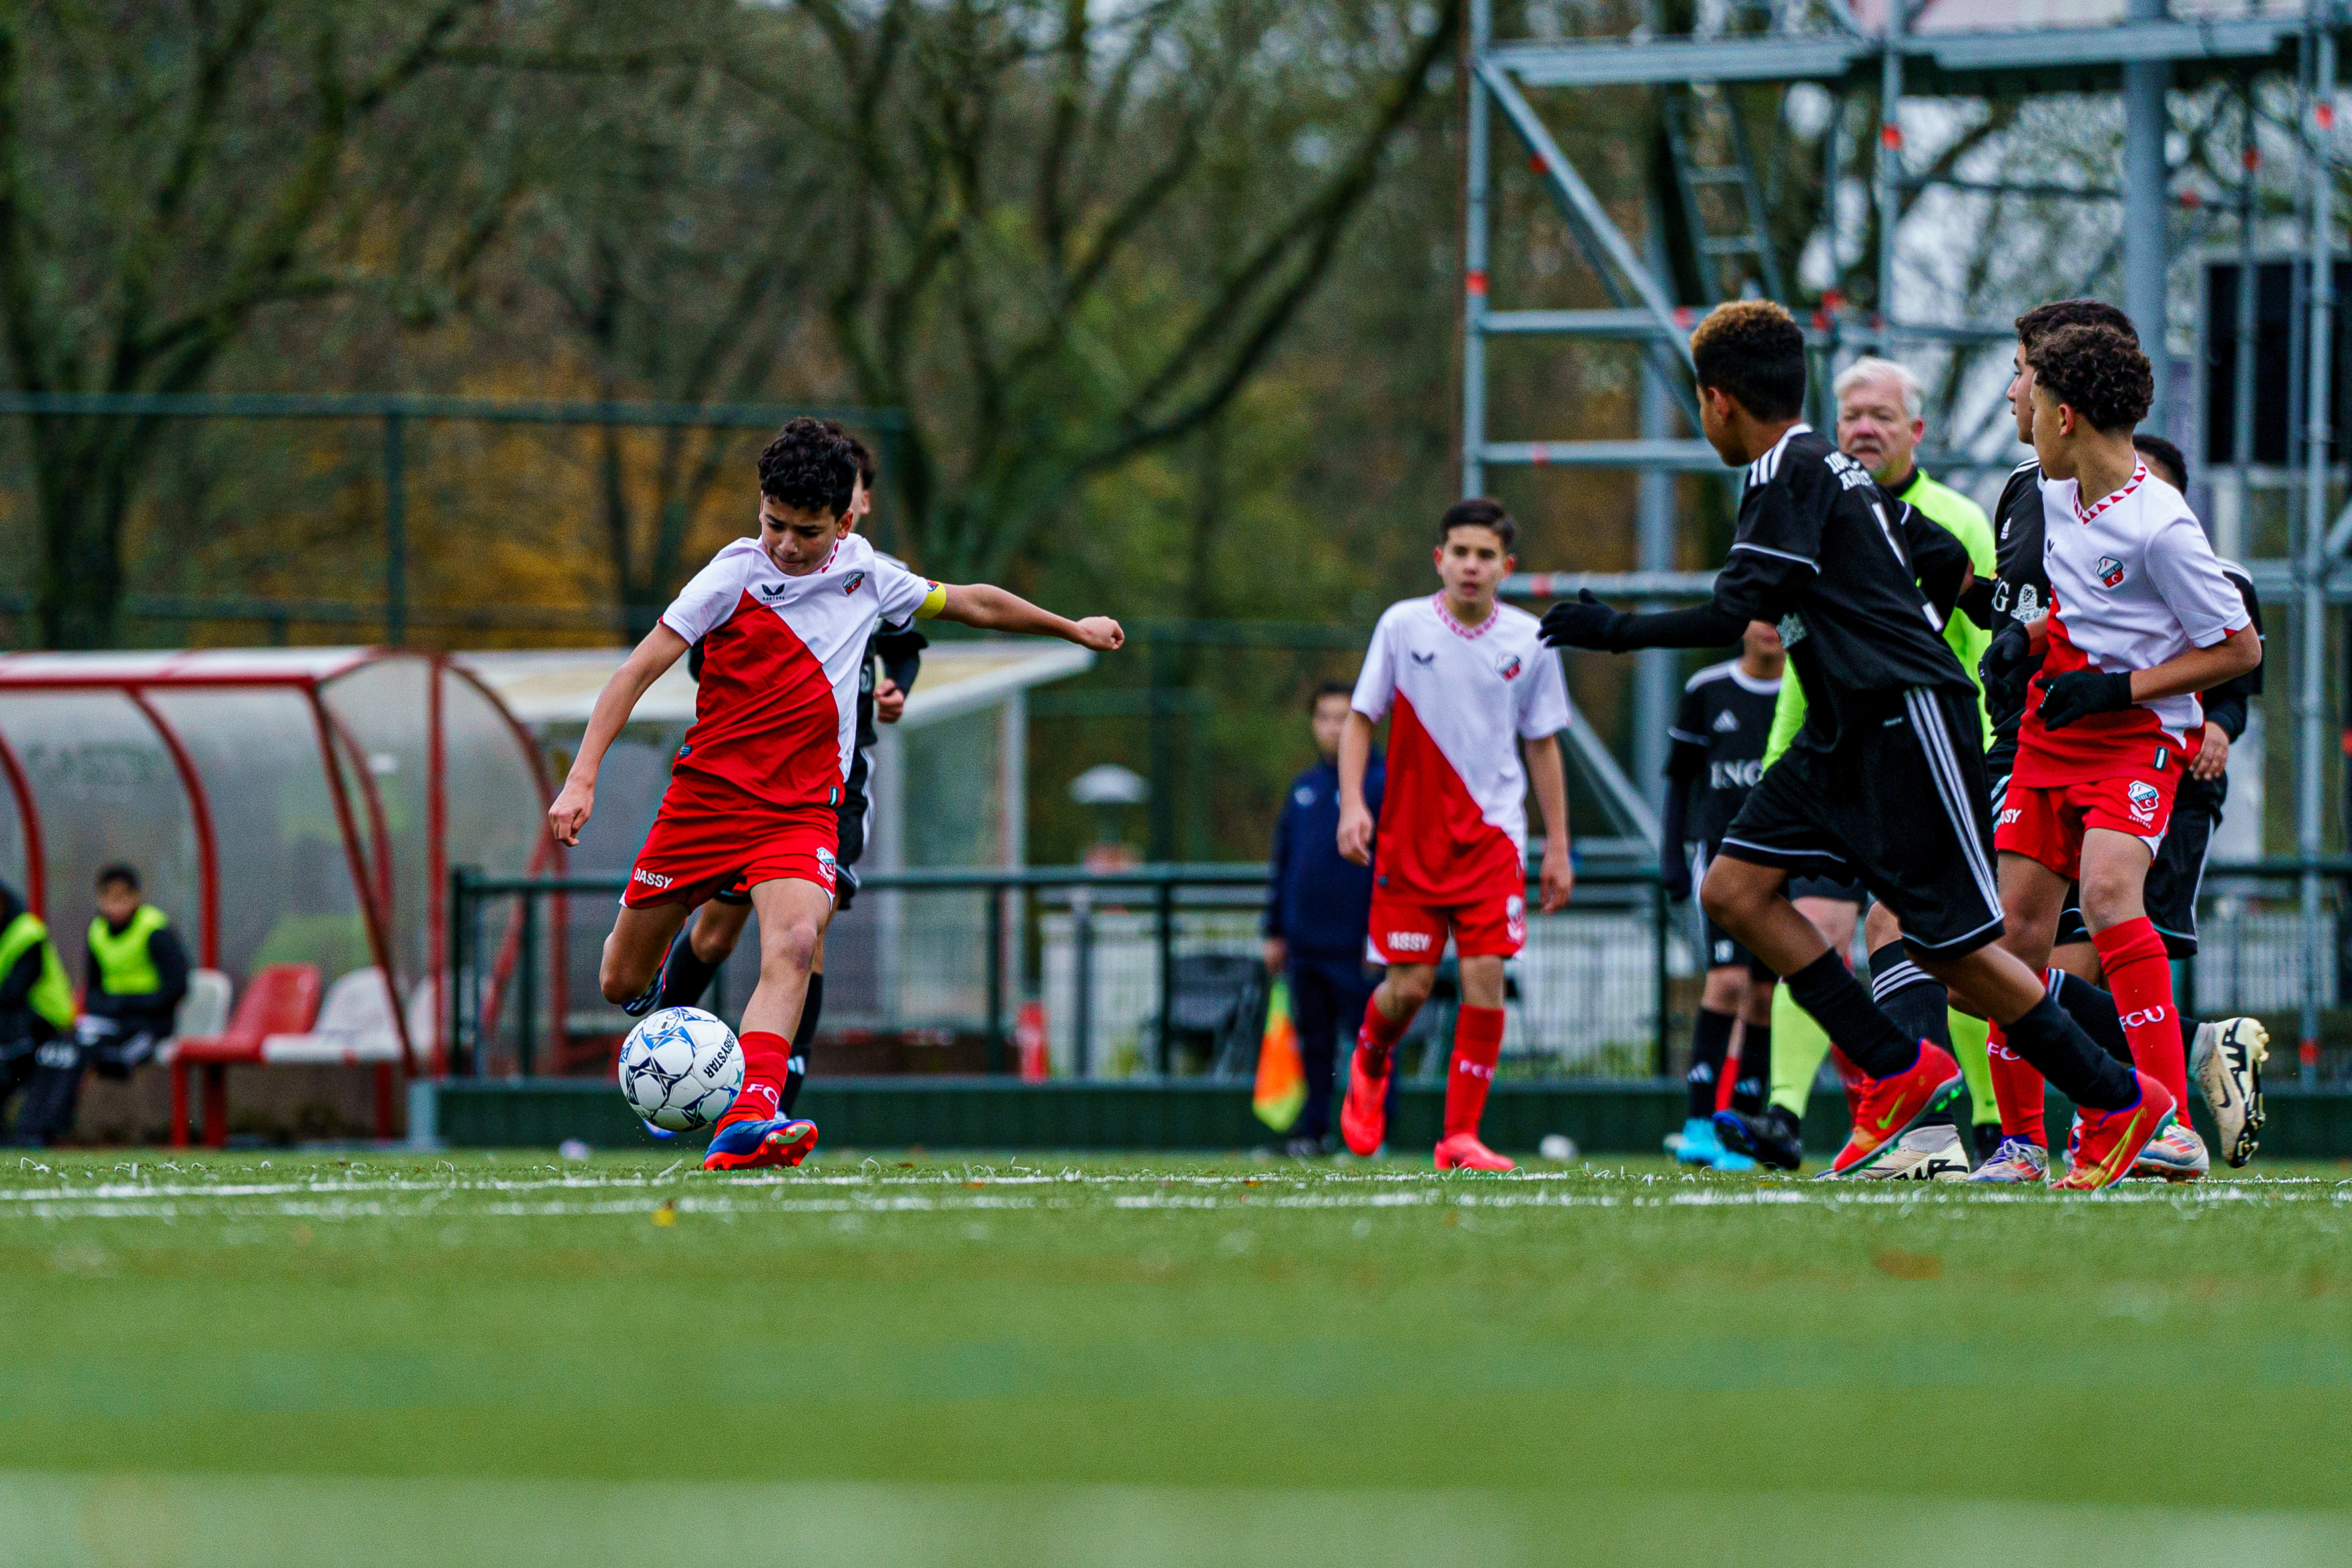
[1661,81,1786,306]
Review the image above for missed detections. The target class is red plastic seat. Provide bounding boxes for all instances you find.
[169,963,322,1149]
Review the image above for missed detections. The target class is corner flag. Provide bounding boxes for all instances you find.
[1252,977,1305,1131]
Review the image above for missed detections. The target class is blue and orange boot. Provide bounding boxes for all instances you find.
[1827,1042,1962,1176]
[702,1116,819,1172]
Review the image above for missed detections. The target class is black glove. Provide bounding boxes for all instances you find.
[1540,590,1630,652]
[1979,621,2031,686]
[2036,668,2136,730]
[1978,620,2034,710]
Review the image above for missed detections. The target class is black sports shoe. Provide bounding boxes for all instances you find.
[1713,1105,1803,1171]
[619,973,665,1017]
[1972,1119,2006,1164]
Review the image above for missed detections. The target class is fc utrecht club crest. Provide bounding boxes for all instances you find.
[2127,779,2161,823]
[2096,556,2126,589]
[841,570,866,595]
[1494,651,1522,680]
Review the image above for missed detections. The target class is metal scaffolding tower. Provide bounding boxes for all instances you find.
[1470,1,2351,1071]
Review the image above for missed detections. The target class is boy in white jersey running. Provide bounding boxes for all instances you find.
[1978,324,2261,1185]
[1334,499,1575,1172]
[549,419,1123,1172]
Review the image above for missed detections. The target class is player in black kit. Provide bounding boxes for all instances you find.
[629,433,925,1119]
[1544,299,2172,1187]
[1660,623,1783,1168]
[1964,305,2267,1178]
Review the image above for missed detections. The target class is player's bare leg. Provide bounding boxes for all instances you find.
[1341,963,1434,1157]
[1434,954,1513,1171]
[599,902,695,1011]
[704,876,834,1172]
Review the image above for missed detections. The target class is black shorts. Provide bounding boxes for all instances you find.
[2146,770,2223,957]
[1788,874,1867,905]
[1719,685,2004,957]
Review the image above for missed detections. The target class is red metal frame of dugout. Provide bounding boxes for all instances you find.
[0,650,559,1117]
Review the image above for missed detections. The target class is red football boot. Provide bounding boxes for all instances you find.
[1339,1041,1392,1158]
[1827,1042,1962,1176]
[1434,1132,1514,1172]
[701,1117,819,1172]
[2054,1071,2176,1191]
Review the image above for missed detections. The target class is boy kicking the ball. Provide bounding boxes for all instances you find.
[550,418,1123,1171]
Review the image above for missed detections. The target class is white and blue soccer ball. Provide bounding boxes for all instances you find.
[618,1007,744,1133]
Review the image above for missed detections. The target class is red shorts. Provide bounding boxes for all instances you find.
[622,786,839,908]
[1367,882,1527,963]
[1994,773,2177,880]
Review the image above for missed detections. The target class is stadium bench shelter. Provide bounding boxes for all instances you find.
[0,649,555,1143]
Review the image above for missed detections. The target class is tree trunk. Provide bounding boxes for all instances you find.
[31,417,134,649]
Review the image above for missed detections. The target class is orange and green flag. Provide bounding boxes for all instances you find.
[1253,977,1305,1132]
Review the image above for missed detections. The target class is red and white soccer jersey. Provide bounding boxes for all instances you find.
[1351,595,1570,960]
[624,533,943,906]
[1998,463,2249,870]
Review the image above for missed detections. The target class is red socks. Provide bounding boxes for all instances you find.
[2093,916,2185,1114]
[1357,991,1416,1073]
[1443,1005,1506,1137]
[1987,1021,2047,1147]
[720,1029,791,1128]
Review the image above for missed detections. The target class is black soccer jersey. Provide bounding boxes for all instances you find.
[1666,660,1780,845]
[1709,425,1975,746]
[1980,459,2049,773]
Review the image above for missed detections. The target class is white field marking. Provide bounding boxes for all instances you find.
[4,1171,2341,1224]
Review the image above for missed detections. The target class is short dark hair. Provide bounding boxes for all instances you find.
[1439,497,1516,552]
[756,416,860,518]
[95,863,140,892]
[2133,432,2188,490]
[2016,298,2137,349]
[1310,680,1353,712]
[2025,324,2152,435]
[1689,300,1807,421]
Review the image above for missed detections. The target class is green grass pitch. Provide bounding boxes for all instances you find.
[5,1148,2351,1567]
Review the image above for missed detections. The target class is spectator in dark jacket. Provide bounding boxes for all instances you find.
[1264,683,1384,1154]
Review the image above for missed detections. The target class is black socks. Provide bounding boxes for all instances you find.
[654,925,724,1011]
[1731,1023,1771,1115]
[1686,1009,1735,1121]
[2000,993,2138,1111]
[781,971,822,1116]
[1870,941,1952,1127]
[1784,949,1918,1079]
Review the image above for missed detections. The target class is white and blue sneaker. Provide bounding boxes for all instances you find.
[2129,1122,2209,1182]
[1965,1137,2048,1184]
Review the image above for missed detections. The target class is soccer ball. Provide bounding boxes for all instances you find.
[618,1007,744,1132]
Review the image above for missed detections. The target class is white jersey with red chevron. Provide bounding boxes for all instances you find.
[659,533,940,809]
[1350,595,1571,903]
[2019,462,2249,784]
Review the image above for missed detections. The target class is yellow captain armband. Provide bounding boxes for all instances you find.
[916,581,947,619]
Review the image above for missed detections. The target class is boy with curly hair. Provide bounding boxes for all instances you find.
[549,417,1124,1171]
[1974,322,2262,1182]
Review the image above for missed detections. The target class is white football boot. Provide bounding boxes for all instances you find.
[1847,1122,1971,1181]
[2190,1016,2268,1168]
